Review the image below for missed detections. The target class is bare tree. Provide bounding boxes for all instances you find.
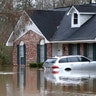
[0,0,94,11]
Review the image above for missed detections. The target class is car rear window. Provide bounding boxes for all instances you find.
[59,58,67,63]
[45,58,57,63]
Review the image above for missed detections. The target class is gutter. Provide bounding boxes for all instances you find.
[49,40,96,44]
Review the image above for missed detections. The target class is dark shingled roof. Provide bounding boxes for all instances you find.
[51,12,78,41]
[51,13,96,41]
[28,10,66,40]
[67,15,96,41]
[27,3,96,42]
[75,3,96,12]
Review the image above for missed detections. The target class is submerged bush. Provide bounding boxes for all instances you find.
[29,62,43,68]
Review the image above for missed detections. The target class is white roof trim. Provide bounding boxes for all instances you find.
[67,6,79,15]
[6,31,14,46]
[79,12,96,14]
[67,6,96,15]
[49,40,96,44]
[6,11,49,46]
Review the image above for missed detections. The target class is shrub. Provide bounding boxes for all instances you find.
[0,43,12,65]
[37,62,43,68]
[29,62,44,68]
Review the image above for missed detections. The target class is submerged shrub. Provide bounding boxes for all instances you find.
[29,62,43,68]
[29,63,37,68]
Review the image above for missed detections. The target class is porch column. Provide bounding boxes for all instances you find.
[83,43,87,57]
[77,44,80,55]
[68,44,73,55]
[44,44,47,61]
[93,43,96,61]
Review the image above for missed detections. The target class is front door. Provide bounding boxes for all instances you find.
[52,43,63,56]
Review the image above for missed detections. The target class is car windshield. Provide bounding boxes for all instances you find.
[45,58,57,63]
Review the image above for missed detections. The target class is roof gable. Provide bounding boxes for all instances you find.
[28,10,66,40]
[6,11,44,46]
[67,6,79,15]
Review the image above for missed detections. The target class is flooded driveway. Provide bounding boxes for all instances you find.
[0,66,96,96]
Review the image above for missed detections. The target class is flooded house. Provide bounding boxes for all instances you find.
[6,2,96,66]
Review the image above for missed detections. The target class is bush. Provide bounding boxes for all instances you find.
[0,44,12,65]
[29,62,43,68]
[29,63,37,68]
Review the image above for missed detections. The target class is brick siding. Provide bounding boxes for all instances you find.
[13,30,44,66]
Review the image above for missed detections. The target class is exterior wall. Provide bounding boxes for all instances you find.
[62,43,96,60]
[80,14,92,26]
[47,43,52,58]
[80,44,84,55]
[13,30,44,66]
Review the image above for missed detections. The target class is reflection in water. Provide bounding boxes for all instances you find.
[1,66,96,96]
[17,67,26,96]
[44,70,96,95]
[17,67,26,88]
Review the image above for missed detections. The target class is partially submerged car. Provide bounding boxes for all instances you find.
[43,55,96,71]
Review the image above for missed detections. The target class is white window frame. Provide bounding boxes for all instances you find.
[72,12,80,28]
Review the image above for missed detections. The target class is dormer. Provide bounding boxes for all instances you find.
[67,6,93,28]
[67,6,80,28]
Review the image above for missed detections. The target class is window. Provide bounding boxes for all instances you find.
[79,57,90,62]
[18,41,26,65]
[59,58,67,63]
[45,58,57,63]
[19,41,24,57]
[19,45,24,57]
[68,57,79,62]
[74,13,78,24]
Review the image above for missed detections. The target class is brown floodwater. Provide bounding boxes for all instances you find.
[0,66,96,96]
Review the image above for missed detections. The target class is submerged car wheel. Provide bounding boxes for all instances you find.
[65,68,71,71]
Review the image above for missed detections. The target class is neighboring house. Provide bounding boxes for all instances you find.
[6,2,96,66]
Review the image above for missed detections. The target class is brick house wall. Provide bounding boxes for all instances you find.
[62,43,96,60]
[63,44,85,56]
[63,44,84,56]
[13,30,44,66]
[47,43,52,58]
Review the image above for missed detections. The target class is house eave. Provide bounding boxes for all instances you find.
[67,6,96,15]
[50,40,96,44]
[79,12,96,14]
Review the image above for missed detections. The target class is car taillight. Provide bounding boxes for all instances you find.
[52,66,59,69]
[52,71,59,74]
